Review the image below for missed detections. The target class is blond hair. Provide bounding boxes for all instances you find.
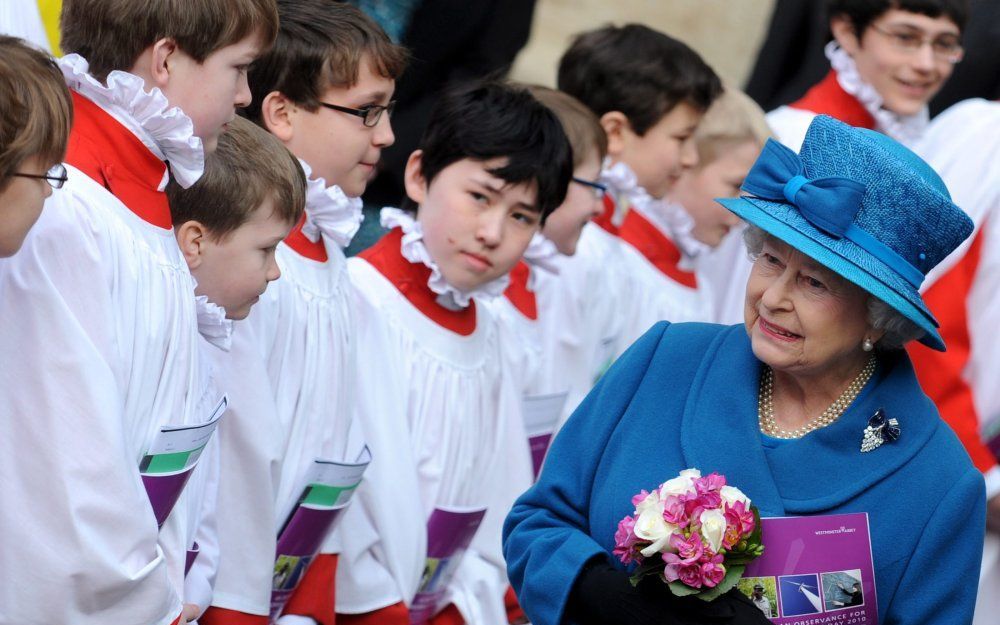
[60,0,279,82]
[528,85,607,169]
[0,37,72,189]
[167,116,305,239]
[694,86,772,166]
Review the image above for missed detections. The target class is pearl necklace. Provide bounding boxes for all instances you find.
[758,356,877,439]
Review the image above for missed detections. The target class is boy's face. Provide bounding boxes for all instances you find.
[611,102,702,200]
[670,139,758,248]
[186,198,292,320]
[0,156,56,257]
[284,57,395,197]
[833,9,960,116]
[161,34,262,153]
[542,150,604,256]
[406,154,540,293]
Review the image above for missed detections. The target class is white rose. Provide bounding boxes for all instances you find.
[720,485,750,508]
[635,508,678,557]
[660,469,701,498]
[634,490,662,516]
[700,508,727,553]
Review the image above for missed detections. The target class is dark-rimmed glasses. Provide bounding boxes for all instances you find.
[11,163,68,189]
[869,23,964,64]
[572,177,608,199]
[319,100,396,127]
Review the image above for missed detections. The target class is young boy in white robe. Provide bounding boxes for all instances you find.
[167,116,306,623]
[0,2,278,624]
[552,24,721,423]
[487,86,606,484]
[0,36,71,257]
[199,4,407,625]
[668,87,772,325]
[338,80,571,625]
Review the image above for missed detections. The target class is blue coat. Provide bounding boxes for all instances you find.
[503,322,985,625]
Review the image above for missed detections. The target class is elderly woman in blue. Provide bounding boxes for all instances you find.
[503,115,985,625]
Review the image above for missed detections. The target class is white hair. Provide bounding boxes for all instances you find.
[742,225,925,350]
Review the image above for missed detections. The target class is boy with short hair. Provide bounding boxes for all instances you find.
[199,3,407,624]
[767,0,968,150]
[553,24,721,425]
[0,2,278,623]
[341,79,571,625]
[166,115,306,622]
[0,35,72,257]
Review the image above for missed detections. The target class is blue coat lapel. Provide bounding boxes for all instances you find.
[678,324,939,515]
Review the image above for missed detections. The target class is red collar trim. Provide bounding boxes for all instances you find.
[789,70,877,130]
[592,193,621,236]
[360,228,477,335]
[66,91,173,228]
[619,209,697,288]
[503,260,538,320]
[283,213,329,262]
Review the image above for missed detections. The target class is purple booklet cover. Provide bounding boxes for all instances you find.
[984,419,1000,461]
[409,506,487,625]
[185,542,199,576]
[521,391,568,480]
[740,513,877,625]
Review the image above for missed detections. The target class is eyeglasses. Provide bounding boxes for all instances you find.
[869,23,964,64]
[11,163,68,189]
[318,100,396,127]
[572,177,608,199]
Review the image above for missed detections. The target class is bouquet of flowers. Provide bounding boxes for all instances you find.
[613,468,764,601]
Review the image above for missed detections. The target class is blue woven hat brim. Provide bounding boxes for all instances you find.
[718,196,945,351]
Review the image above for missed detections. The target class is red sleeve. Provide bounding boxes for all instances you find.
[281,554,339,625]
[505,586,527,624]
[198,606,268,625]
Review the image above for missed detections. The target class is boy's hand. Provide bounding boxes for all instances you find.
[182,604,201,623]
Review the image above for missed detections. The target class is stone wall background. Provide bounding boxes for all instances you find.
[509,0,778,89]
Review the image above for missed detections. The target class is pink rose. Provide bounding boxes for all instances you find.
[700,554,726,588]
[677,562,704,588]
[631,489,651,508]
[661,494,689,527]
[696,473,727,494]
[668,531,704,564]
[613,515,643,565]
[724,499,756,536]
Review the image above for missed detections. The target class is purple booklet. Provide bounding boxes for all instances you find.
[269,447,371,622]
[185,542,199,576]
[408,506,487,624]
[140,395,227,527]
[984,418,1000,461]
[521,391,568,480]
[739,513,878,625]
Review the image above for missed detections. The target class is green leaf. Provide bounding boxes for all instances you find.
[667,580,702,597]
[695,565,746,602]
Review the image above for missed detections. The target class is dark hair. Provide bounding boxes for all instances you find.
[60,0,279,83]
[243,0,408,124]
[557,24,722,136]
[527,85,608,169]
[827,0,969,34]
[403,80,572,222]
[167,116,305,240]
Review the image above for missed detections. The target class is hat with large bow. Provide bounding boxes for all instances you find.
[717,115,973,351]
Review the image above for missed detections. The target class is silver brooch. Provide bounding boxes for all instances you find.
[860,409,900,453]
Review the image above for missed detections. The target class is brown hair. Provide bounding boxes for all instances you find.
[167,116,305,240]
[60,0,279,83]
[693,86,773,166]
[243,0,408,124]
[528,85,607,169]
[0,37,73,189]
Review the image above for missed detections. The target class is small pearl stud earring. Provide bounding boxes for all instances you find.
[862,337,874,352]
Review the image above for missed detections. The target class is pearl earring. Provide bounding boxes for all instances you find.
[862,337,874,352]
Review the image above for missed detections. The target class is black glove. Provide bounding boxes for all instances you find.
[566,558,772,625]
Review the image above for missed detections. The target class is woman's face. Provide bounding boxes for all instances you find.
[670,140,759,248]
[744,237,875,380]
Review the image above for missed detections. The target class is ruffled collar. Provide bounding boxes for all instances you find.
[827,42,929,147]
[379,207,510,310]
[631,196,709,268]
[58,54,204,188]
[299,160,364,249]
[192,280,233,351]
[600,159,658,227]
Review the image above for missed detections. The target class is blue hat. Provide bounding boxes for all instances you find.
[717,115,973,351]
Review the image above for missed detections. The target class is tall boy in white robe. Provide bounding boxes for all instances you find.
[199,4,407,625]
[0,2,278,623]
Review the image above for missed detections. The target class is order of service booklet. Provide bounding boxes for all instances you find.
[738,512,878,625]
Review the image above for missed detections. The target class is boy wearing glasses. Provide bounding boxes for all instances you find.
[198,3,406,624]
[0,37,72,257]
[767,0,968,150]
